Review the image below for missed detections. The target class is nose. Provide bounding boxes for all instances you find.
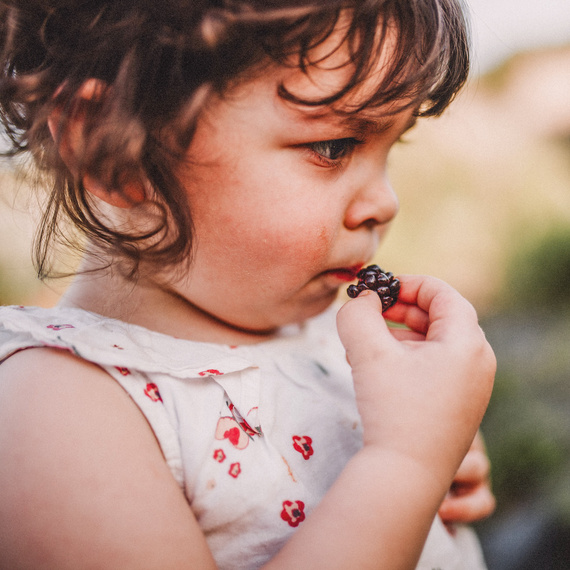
[343,172,399,230]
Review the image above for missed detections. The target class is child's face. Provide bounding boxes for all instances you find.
[169,55,416,334]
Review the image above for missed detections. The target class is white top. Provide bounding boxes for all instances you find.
[0,304,487,569]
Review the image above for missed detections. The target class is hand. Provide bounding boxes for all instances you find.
[269,277,496,570]
[336,275,496,484]
[439,431,496,526]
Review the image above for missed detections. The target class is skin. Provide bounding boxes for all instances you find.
[439,431,496,527]
[0,26,495,570]
[61,59,410,344]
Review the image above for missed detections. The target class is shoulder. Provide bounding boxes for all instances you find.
[0,348,215,568]
[0,347,140,428]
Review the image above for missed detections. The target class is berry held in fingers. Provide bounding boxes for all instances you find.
[347,265,400,312]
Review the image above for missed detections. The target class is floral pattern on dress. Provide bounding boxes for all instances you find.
[292,435,314,460]
[281,500,306,527]
[227,401,262,437]
[198,368,224,376]
[215,417,250,449]
[213,449,226,463]
[47,324,75,331]
[144,382,162,402]
[228,462,241,478]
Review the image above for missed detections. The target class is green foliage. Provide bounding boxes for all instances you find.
[481,369,568,510]
[488,427,565,506]
[502,225,570,311]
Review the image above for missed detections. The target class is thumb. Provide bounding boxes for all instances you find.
[336,290,394,365]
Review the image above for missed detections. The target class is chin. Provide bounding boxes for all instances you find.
[277,291,339,328]
[223,289,340,335]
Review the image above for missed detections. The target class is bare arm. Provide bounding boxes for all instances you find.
[0,348,216,569]
[439,431,496,525]
[0,276,495,569]
[265,275,496,569]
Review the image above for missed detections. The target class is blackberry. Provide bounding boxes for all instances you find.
[347,265,400,311]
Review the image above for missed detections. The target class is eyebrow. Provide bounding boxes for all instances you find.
[339,113,418,137]
[288,102,419,139]
[295,106,419,136]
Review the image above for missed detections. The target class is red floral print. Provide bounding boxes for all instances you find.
[225,427,241,446]
[198,369,223,376]
[47,324,75,331]
[112,344,124,350]
[215,417,250,450]
[281,500,305,527]
[213,449,226,463]
[228,462,241,478]
[228,402,262,437]
[292,435,314,460]
[144,383,162,402]
[115,366,131,376]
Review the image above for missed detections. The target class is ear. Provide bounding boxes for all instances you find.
[47,79,146,209]
[47,78,106,167]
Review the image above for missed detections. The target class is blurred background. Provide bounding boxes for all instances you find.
[383,2,570,568]
[1,1,569,568]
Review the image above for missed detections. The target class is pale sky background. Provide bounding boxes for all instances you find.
[468,0,570,73]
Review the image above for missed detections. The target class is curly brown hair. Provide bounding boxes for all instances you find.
[0,0,470,278]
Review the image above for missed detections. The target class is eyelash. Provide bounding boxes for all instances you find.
[307,138,363,167]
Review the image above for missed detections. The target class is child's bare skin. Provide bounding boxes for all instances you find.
[0,277,495,569]
[439,432,496,526]
[0,1,495,568]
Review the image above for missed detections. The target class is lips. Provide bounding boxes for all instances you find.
[323,264,363,282]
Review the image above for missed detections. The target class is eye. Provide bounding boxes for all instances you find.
[307,138,362,166]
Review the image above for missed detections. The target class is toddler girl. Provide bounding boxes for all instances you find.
[0,1,496,568]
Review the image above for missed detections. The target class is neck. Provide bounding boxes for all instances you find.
[58,258,279,346]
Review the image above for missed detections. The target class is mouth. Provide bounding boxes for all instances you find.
[322,264,363,283]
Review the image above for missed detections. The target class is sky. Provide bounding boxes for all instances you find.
[467,0,570,73]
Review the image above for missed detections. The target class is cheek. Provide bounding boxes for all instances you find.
[237,218,333,272]
[295,224,332,264]
[194,189,334,264]
[184,159,338,275]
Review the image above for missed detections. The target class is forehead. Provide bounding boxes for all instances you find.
[278,13,403,109]
[198,12,420,137]
[204,61,418,142]
[265,31,417,132]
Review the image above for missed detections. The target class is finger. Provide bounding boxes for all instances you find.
[336,290,394,362]
[394,274,459,307]
[453,450,491,485]
[470,430,487,453]
[388,328,425,342]
[394,275,480,342]
[337,289,387,337]
[383,303,430,335]
[438,486,496,524]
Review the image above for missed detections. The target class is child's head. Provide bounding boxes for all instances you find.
[0,0,469,285]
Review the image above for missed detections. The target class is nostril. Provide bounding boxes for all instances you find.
[344,183,399,229]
